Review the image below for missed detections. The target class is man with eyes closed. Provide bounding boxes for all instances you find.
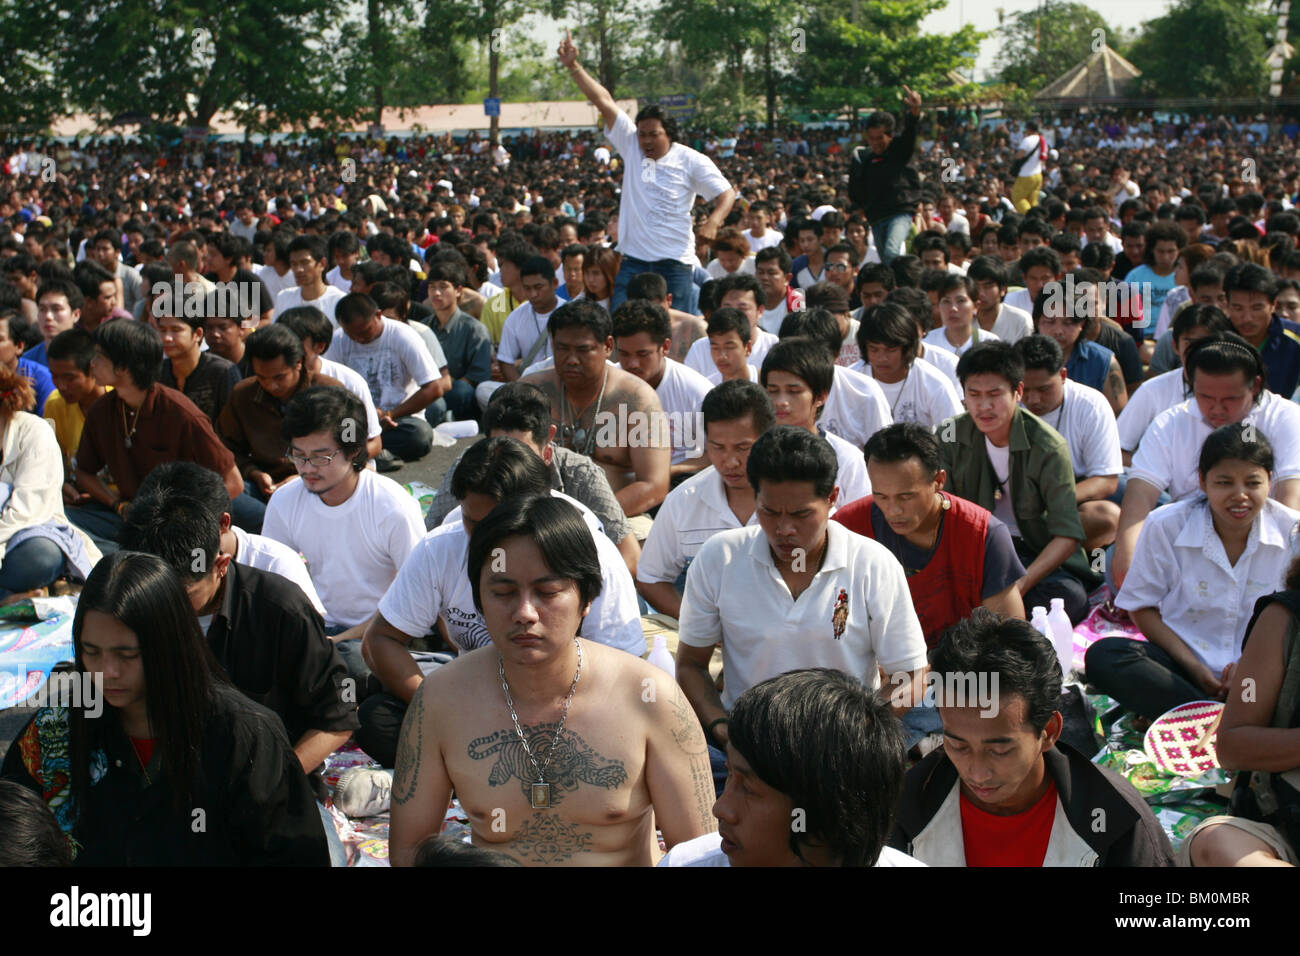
[389,494,715,867]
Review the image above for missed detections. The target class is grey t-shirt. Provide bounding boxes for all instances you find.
[425,443,630,545]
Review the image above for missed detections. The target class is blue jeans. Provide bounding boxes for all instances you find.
[425,378,479,426]
[0,537,66,597]
[901,699,944,752]
[613,256,695,313]
[870,214,913,266]
[66,500,123,555]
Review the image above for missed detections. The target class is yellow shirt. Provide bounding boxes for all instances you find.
[481,288,520,346]
[44,388,111,472]
[43,391,84,472]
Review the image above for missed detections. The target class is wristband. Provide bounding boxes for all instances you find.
[706,717,729,740]
[114,499,129,517]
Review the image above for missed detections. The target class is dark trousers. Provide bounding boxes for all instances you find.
[1013,537,1090,625]
[426,378,479,426]
[1085,636,1203,721]
[382,416,434,461]
[66,501,123,555]
[356,691,407,769]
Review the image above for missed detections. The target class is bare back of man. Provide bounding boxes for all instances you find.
[668,309,707,363]
[522,361,671,515]
[389,640,715,866]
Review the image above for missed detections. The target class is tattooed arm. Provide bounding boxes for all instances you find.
[389,683,451,867]
[1103,357,1128,415]
[645,678,718,850]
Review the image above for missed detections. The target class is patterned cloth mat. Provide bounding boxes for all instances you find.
[0,597,77,710]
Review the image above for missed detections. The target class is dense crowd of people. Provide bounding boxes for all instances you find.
[1,29,1300,869]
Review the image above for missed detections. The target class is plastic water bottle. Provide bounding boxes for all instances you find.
[647,634,675,676]
[1030,606,1050,640]
[1047,597,1075,679]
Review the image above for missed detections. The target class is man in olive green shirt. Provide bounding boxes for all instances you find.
[937,341,1100,624]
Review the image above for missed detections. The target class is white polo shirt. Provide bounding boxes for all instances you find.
[636,467,759,585]
[497,300,557,367]
[923,324,1001,357]
[851,358,963,429]
[378,490,644,657]
[653,358,711,465]
[678,521,927,709]
[1116,497,1298,674]
[1116,368,1188,453]
[1028,378,1122,479]
[1129,392,1300,502]
[820,365,893,451]
[687,327,778,380]
[745,229,786,253]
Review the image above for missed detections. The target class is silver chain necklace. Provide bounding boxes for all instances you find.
[561,368,608,457]
[498,637,583,809]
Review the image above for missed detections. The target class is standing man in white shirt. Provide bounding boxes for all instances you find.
[497,256,562,381]
[1011,120,1046,213]
[675,425,928,779]
[559,30,736,313]
[262,386,425,683]
[612,299,711,481]
[273,235,346,325]
[1016,335,1122,552]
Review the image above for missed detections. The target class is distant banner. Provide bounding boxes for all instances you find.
[656,94,697,122]
[182,126,210,141]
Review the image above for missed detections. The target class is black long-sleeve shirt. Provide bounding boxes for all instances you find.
[849,111,922,222]
[2,685,330,866]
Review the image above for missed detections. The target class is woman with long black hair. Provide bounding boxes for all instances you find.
[2,551,328,865]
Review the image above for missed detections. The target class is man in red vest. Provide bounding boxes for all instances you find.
[834,423,1026,750]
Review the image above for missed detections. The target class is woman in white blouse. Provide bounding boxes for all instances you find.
[0,365,100,600]
[1087,423,1299,721]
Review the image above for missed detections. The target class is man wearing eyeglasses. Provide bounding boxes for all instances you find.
[262,384,425,686]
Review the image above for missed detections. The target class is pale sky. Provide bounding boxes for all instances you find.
[528,0,1181,85]
[920,0,1179,78]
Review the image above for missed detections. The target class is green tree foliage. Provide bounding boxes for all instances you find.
[787,0,982,117]
[30,0,359,131]
[993,0,1124,93]
[1127,0,1273,100]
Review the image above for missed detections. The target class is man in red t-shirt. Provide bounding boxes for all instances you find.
[889,610,1174,867]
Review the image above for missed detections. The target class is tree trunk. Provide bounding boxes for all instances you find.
[488,0,500,146]
[598,3,614,95]
[369,0,385,128]
[764,38,775,131]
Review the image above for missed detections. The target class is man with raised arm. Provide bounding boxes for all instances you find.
[389,495,716,866]
[558,29,736,312]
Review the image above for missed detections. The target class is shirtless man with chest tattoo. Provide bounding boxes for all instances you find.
[389,494,715,866]
[521,299,671,517]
